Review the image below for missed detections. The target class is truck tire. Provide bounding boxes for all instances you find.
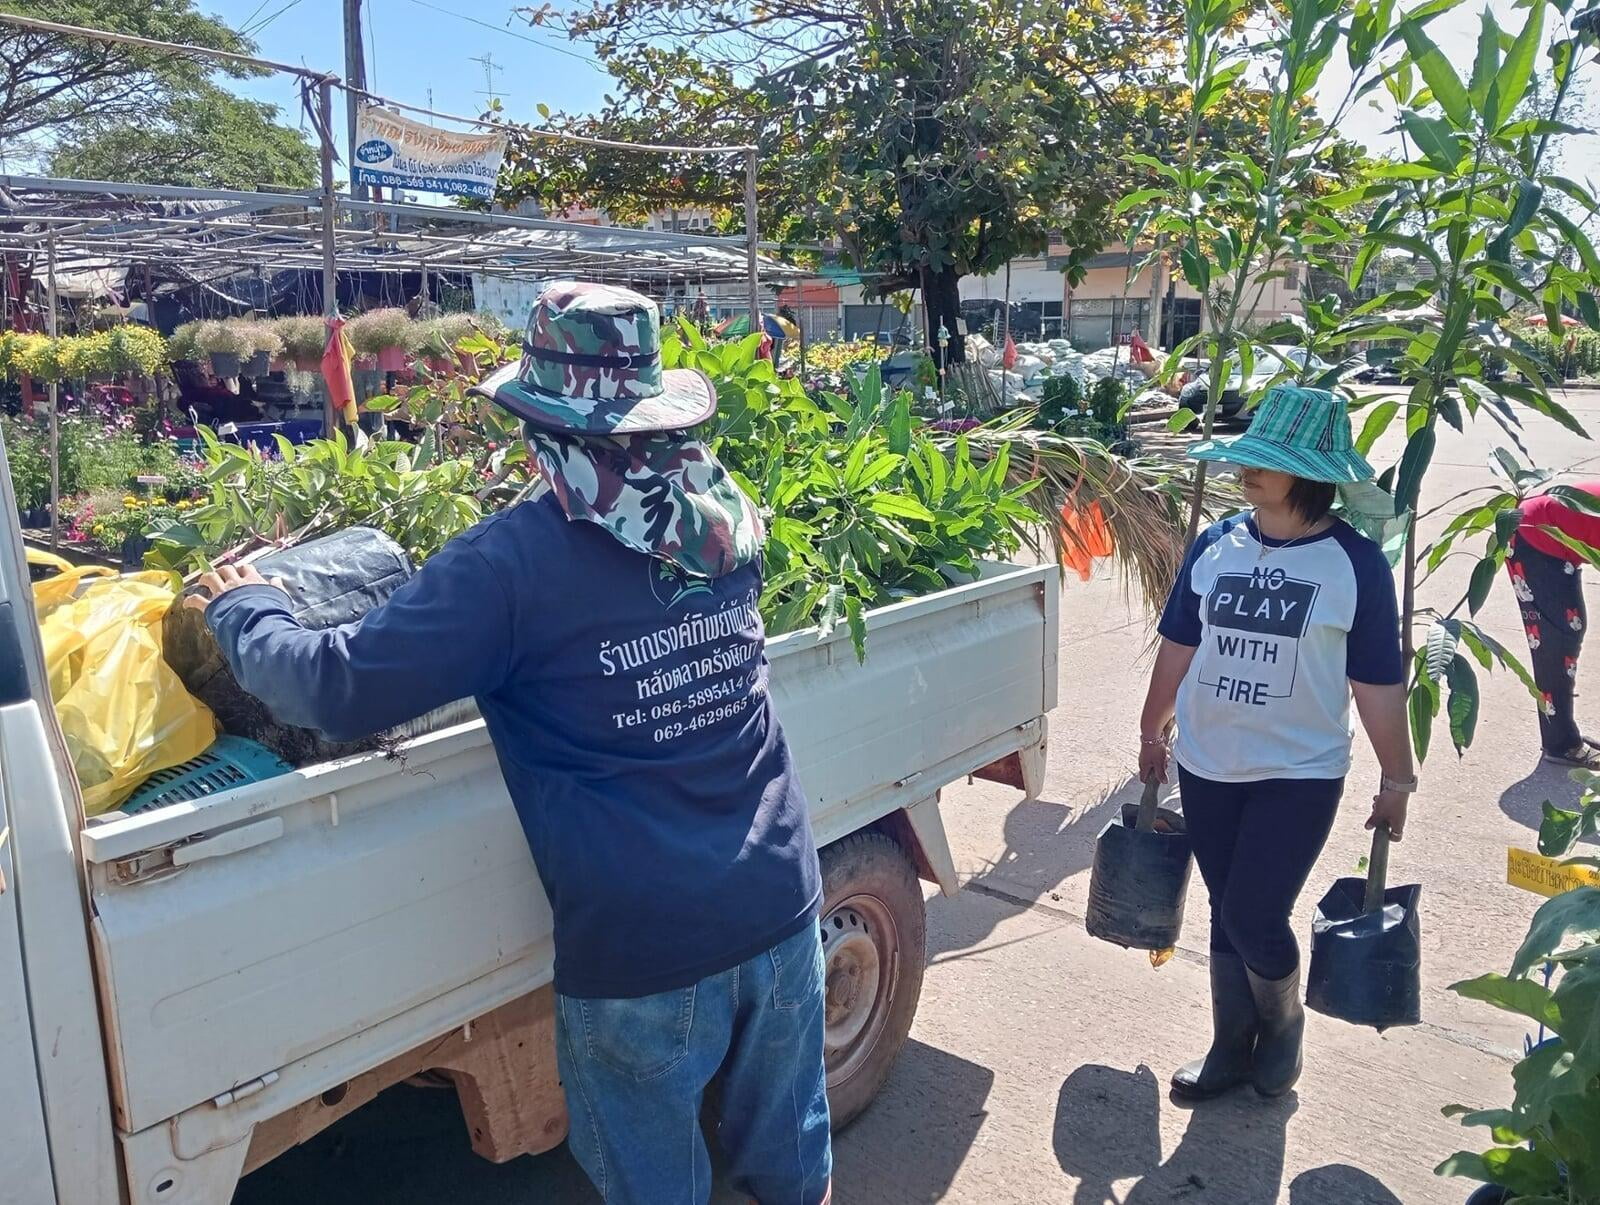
[818,830,927,1131]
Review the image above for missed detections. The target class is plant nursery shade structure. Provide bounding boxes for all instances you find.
[0,177,803,299]
[0,12,794,320]
[0,11,800,550]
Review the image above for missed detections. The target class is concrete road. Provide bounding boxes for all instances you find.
[234,389,1600,1204]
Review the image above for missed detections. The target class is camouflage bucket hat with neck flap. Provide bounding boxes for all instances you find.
[470,280,715,434]
[474,281,762,581]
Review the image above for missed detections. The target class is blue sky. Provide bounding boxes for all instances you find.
[207,0,611,161]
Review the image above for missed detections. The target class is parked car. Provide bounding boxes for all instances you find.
[1180,344,1344,419]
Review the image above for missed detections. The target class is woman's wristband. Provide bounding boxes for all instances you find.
[1140,734,1169,746]
[1381,774,1418,794]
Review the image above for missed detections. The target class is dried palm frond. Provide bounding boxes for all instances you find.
[945,409,1240,609]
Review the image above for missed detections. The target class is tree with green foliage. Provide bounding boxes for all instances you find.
[48,82,316,188]
[0,0,312,186]
[502,0,1259,363]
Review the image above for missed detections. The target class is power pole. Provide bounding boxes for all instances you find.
[343,0,368,201]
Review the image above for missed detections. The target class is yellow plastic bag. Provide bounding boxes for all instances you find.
[26,549,216,814]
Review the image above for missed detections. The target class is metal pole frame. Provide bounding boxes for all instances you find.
[46,231,59,549]
[743,149,761,337]
[319,79,341,439]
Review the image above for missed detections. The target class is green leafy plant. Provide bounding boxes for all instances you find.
[1437,777,1600,1203]
[55,333,104,380]
[1307,0,1600,764]
[144,430,492,571]
[1039,374,1085,428]
[669,321,1043,656]
[84,495,182,554]
[0,416,51,512]
[147,318,1203,658]
[1127,0,1368,536]
[0,330,23,380]
[1089,377,1126,426]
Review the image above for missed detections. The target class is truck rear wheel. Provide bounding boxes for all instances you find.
[818,830,927,1130]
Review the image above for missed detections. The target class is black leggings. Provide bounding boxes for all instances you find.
[1508,536,1586,753]
[1177,766,1343,981]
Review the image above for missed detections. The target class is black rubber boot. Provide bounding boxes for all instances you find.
[1171,952,1258,1100]
[1246,965,1304,1097]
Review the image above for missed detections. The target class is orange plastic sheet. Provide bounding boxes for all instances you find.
[1059,499,1116,581]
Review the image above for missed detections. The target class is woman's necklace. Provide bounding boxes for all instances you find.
[1255,509,1318,561]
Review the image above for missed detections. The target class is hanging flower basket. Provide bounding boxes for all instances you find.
[272,316,327,373]
[353,353,378,372]
[209,352,242,378]
[377,346,409,374]
[244,351,272,378]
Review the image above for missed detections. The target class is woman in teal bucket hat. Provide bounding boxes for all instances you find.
[1136,385,1415,1102]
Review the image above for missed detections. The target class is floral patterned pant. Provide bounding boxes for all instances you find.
[1508,535,1586,753]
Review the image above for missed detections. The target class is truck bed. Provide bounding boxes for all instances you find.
[79,562,1057,1159]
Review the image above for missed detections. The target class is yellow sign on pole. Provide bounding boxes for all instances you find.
[1507,848,1600,898]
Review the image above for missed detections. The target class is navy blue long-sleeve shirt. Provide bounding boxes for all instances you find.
[206,495,820,998]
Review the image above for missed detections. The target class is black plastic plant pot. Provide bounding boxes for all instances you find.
[120,534,151,571]
[1464,1186,1513,1205]
[1305,828,1421,1031]
[1085,781,1193,951]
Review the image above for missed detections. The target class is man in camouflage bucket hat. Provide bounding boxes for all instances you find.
[190,281,833,1205]
[472,279,717,434]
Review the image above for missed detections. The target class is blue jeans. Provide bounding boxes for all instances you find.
[556,921,832,1205]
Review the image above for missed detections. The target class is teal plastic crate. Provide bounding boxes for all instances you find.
[120,736,293,815]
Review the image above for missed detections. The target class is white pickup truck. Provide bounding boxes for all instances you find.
[0,439,1059,1205]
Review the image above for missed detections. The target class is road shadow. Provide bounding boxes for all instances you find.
[1499,761,1594,835]
[832,1038,994,1204]
[929,776,1148,960]
[1054,1063,1296,1205]
[233,1080,600,1204]
[1288,1163,1404,1204]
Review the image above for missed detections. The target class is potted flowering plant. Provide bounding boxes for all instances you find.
[14,333,65,383]
[106,326,169,379]
[272,316,326,372]
[236,320,283,378]
[166,322,201,366]
[192,320,249,378]
[349,308,418,374]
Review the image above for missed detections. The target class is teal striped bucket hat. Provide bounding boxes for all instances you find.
[1188,385,1374,483]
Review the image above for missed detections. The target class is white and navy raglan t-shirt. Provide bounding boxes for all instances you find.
[1158,514,1404,783]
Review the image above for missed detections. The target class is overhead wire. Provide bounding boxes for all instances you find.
[245,0,308,39]
[398,0,608,70]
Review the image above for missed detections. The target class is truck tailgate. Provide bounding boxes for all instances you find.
[83,563,1056,1134]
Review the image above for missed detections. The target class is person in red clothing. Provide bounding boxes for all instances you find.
[1510,481,1600,767]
